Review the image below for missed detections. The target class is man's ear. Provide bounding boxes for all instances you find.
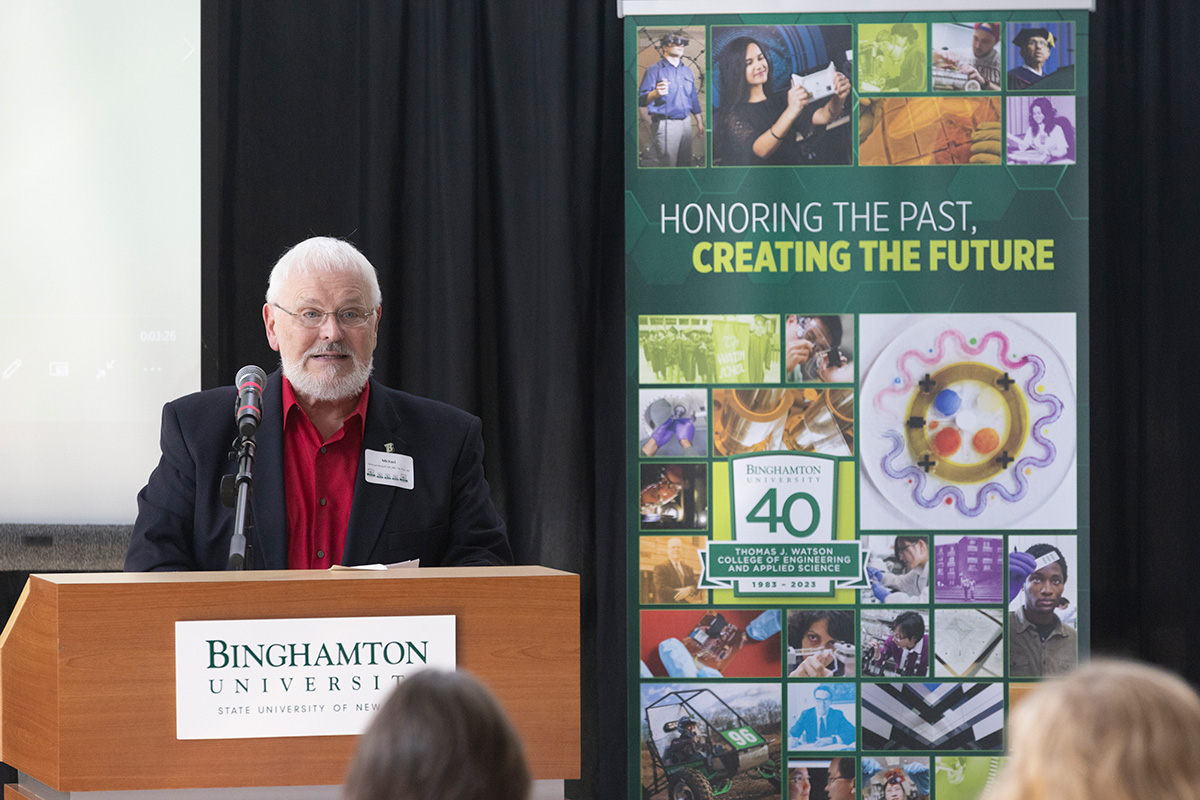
[264,304,281,351]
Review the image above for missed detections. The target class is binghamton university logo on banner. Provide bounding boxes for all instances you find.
[627,4,1088,800]
[701,453,864,596]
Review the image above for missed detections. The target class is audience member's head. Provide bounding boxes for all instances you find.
[984,659,1200,800]
[343,669,531,800]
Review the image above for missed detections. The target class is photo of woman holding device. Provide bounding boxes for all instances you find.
[713,26,852,166]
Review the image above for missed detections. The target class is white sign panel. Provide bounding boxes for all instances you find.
[176,615,456,739]
[731,453,837,545]
[726,452,841,594]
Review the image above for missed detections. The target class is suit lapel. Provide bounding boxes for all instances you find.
[250,370,288,569]
[341,380,407,566]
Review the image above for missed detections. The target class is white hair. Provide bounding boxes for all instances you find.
[280,341,374,403]
[265,236,382,308]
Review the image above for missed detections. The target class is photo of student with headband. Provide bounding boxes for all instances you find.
[1007,537,1078,677]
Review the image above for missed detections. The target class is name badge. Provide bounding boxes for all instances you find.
[364,450,413,489]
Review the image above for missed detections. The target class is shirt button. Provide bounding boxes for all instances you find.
[319,498,327,506]
[317,550,325,559]
[319,446,327,454]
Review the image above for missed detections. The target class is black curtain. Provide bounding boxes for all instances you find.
[1089,0,1200,675]
[207,3,625,797]
[205,2,1200,798]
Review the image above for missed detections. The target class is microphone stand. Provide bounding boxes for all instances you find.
[227,433,256,570]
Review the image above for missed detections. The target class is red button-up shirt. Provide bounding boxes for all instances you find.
[282,377,370,569]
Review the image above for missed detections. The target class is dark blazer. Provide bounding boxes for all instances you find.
[789,706,856,746]
[652,560,698,603]
[125,370,511,571]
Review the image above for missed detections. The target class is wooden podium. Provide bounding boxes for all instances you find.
[0,566,579,799]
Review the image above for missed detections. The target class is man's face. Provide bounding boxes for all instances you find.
[813,690,832,715]
[264,268,380,403]
[790,767,811,800]
[1023,559,1065,616]
[826,760,854,800]
[972,28,997,58]
[885,782,906,800]
[804,318,831,348]
[893,629,919,650]
[666,40,685,58]
[666,538,684,561]
[788,317,832,355]
[1022,36,1050,69]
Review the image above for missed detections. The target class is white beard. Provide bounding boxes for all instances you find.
[281,342,373,403]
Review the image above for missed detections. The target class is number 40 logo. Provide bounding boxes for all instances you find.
[730,452,837,546]
[745,488,820,538]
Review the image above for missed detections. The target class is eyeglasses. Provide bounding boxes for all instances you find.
[664,34,690,46]
[272,303,375,329]
[799,319,832,350]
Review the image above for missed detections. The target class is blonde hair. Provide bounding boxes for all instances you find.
[984,660,1200,800]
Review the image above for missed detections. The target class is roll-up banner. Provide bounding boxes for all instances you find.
[625,3,1088,798]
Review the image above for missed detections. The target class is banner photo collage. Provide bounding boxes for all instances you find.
[626,10,1087,800]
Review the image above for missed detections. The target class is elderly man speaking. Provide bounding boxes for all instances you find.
[126,237,511,571]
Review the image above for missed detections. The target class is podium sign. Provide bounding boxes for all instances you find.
[175,614,456,739]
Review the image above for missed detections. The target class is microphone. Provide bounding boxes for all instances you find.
[229,365,264,570]
[235,365,267,438]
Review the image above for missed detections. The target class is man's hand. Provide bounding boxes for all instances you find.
[934,51,960,69]
[787,339,816,371]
